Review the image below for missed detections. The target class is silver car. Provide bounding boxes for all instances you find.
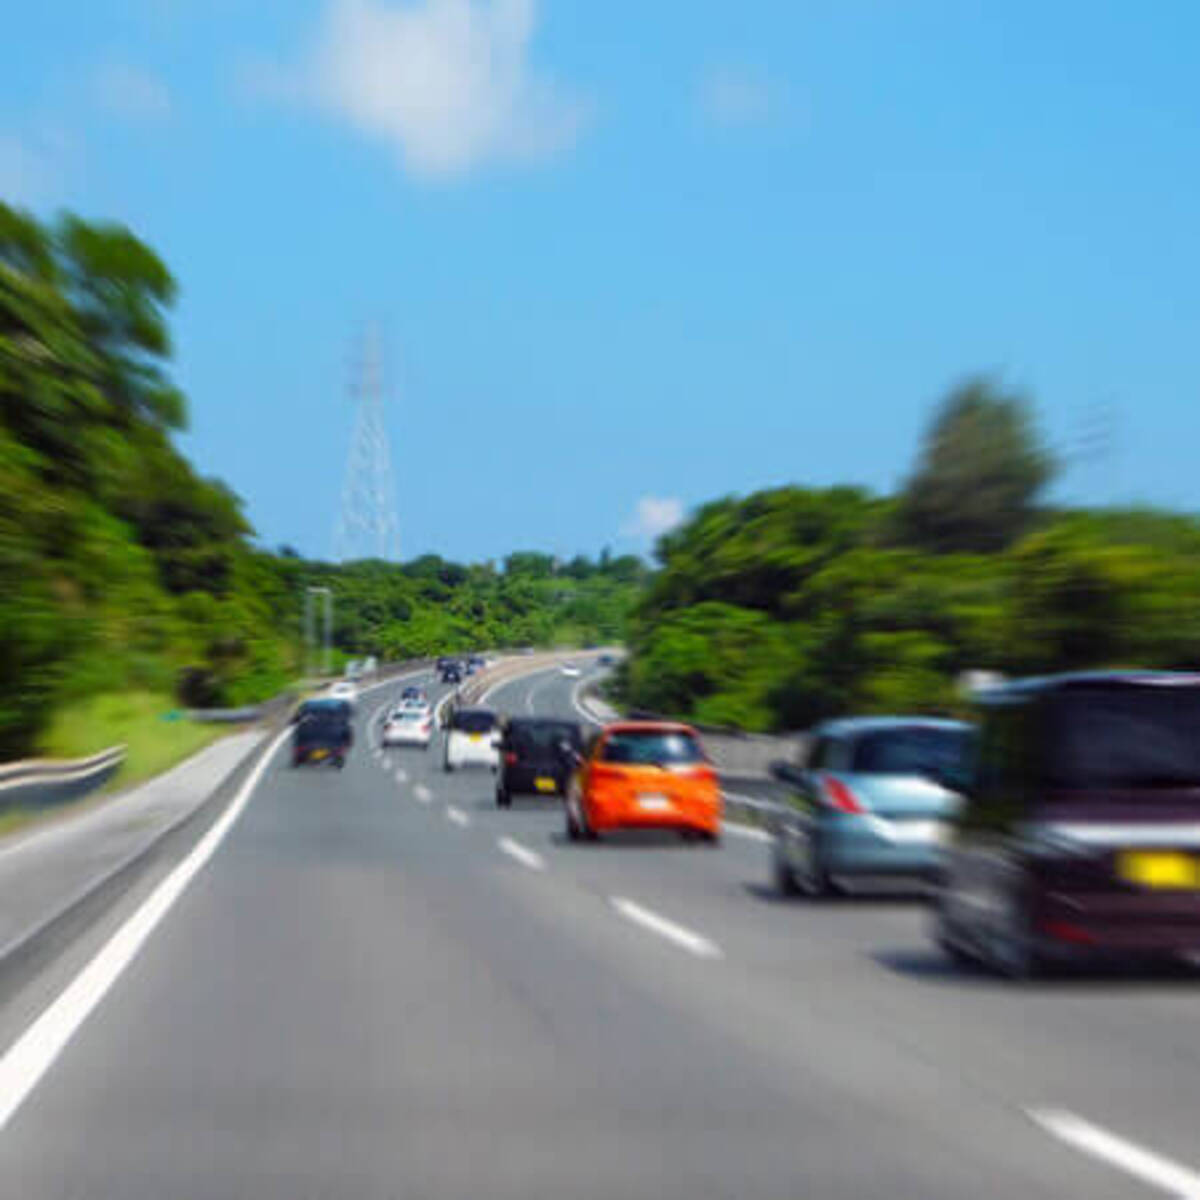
[770,717,974,897]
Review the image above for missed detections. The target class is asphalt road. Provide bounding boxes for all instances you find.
[2,663,1200,1198]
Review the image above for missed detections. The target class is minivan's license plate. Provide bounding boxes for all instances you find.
[1119,851,1200,890]
[638,794,671,812]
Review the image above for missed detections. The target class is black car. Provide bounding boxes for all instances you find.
[292,704,353,768]
[441,662,462,684]
[496,717,583,807]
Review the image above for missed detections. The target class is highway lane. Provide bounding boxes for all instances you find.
[0,665,1197,1197]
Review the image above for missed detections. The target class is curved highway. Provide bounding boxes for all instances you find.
[2,662,1199,1198]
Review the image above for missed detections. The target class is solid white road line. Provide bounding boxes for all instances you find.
[447,806,470,828]
[382,756,392,771]
[396,767,409,784]
[1029,1109,1200,1198]
[609,896,723,960]
[414,785,432,805]
[497,837,546,872]
[0,723,292,1134]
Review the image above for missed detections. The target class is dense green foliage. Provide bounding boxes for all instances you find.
[0,205,643,759]
[623,480,1200,733]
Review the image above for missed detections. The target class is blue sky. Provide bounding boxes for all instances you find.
[4,1,1198,562]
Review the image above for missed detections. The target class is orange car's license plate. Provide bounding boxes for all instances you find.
[535,777,556,793]
[1119,851,1200,889]
[637,794,672,812]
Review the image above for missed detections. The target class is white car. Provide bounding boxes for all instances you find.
[383,706,433,748]
[444,708,501,772]
[560,663,582,678]
[328,680,359,710]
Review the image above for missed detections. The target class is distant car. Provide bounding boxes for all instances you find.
[467,655,486,674]
[564,722,721,843]
[292,705,353,768]
[597,653,615,667]
[400,685,427,703]
[496,718,584,807]
[560,663,582,678]
[328,680,359,710]
[440,662,462,685]
[444,708,501,772]
[771,717,973,898]
[934,671,1200,978]
[382,705,433,748]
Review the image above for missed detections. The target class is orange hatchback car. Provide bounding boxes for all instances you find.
[564,722,723,844]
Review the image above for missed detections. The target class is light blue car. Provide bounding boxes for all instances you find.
[770,716,975,897]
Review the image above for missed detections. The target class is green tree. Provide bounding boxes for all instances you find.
[896,377,1055,553]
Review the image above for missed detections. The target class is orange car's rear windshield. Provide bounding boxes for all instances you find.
[600,730,705,766]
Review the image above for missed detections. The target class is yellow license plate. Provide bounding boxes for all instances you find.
[535,777,556,793]
[1119,851,1200,889]
[311,749,327,761]
[469,734,482,743]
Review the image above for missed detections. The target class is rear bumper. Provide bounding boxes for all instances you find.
[448,750,498,769]
[817,821,945,878]
[589,797,722,835]
[504,767,567,796]
[1036,891,1200,954]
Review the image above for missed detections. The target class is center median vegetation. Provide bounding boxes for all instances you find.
[6,200,1200,779]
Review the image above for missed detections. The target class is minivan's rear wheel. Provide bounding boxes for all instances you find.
[496,786,511,809]
[990,901,1051,981]
[932,897,976,968]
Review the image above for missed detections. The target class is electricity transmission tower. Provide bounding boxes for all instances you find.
[334,325,400,562]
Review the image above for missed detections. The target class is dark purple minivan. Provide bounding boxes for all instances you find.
[934,671,1200,977]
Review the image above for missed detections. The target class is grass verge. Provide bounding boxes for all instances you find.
[37,692,226,794]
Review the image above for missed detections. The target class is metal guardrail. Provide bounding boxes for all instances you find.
[0,746,127,813]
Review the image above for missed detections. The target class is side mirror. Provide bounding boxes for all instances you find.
[771,759,808,787]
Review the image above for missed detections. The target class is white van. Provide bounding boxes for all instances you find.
[444,708,501,773]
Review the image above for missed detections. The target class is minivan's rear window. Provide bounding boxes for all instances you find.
[1047,687,1200,790]
[451,710,497,734]
[852,727,974,777]
[509,722,581,754]
[601,730,705,766]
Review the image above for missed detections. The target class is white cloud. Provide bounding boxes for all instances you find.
[698,63,775,129]
[94,62,173,125]
[248,0,590,180]
[624,496,685,541]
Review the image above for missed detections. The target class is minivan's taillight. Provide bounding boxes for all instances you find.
[505,752,518,766]
[820,774,866,815]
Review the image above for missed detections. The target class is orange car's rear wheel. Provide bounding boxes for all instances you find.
[565,784,597,842]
